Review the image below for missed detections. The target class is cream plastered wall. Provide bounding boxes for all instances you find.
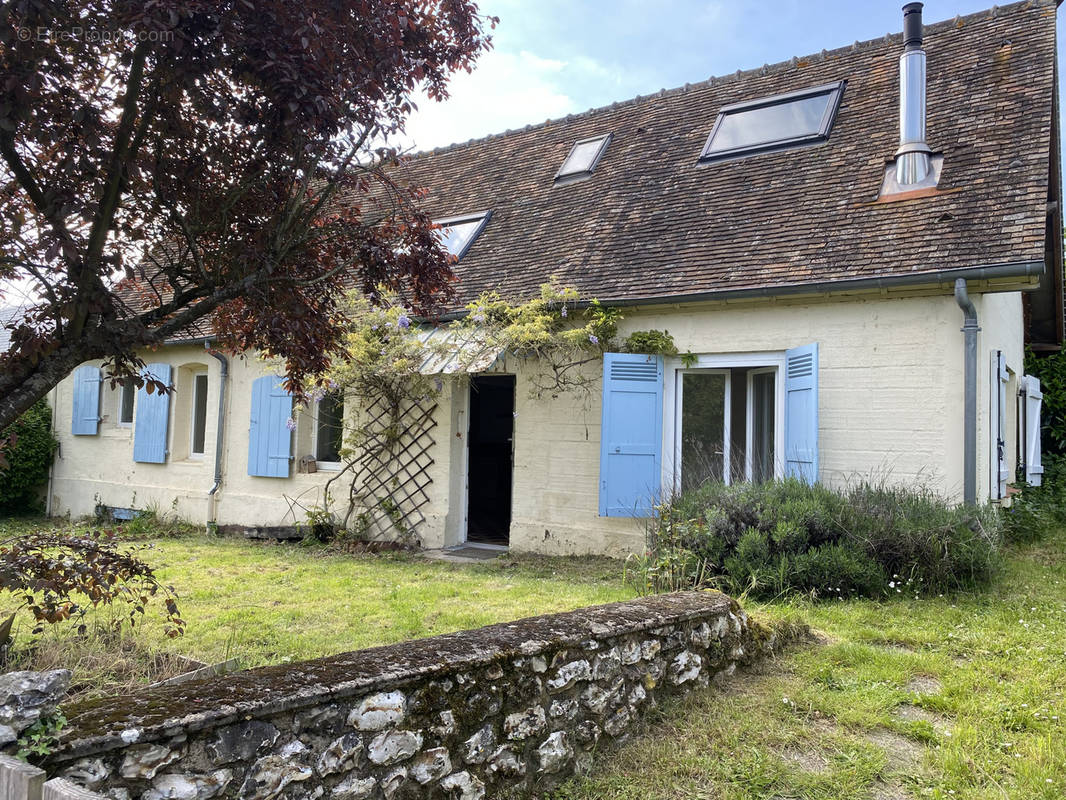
[501,289,1027,556]
[48,287,1027,557]
[48,345,461,538]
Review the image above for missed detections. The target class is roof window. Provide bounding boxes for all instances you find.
[434,211,491,260]
[555,134,612,182]
[700,81,845,163]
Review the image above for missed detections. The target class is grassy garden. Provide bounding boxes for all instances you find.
[1,474,1064,798]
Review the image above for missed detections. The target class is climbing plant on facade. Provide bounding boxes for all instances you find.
[311,281,620,541]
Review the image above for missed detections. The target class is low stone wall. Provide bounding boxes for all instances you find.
[48,592,792,799]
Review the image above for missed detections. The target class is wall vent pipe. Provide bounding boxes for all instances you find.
[895,3,933,186]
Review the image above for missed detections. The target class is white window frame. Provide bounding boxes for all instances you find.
[745,366,777,482]
[312,396,344,472]
[117,380,135,428]
[189,371,209,459]
[663,352,786,494]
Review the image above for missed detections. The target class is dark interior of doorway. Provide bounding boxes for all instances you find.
[466,375,515,546]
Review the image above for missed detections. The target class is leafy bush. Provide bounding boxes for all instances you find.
[0,528,185,637]
[1001,454,1066,544]
[0,400,58,515]
[630,478,1000,600]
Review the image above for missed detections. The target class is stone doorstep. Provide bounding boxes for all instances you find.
[52,592,743,759]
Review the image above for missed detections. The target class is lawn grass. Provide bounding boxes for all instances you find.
[0,517,633,678]
[553,528,1066,800]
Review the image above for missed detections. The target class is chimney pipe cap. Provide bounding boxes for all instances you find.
[903,3,924,49]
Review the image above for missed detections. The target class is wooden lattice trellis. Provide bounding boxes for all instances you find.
[336,391,438,544]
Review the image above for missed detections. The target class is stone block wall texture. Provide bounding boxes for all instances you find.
[47,591,787,799]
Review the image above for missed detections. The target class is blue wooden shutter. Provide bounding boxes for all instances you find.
[248,375,293,478]
[599,353,664,517]
[71,365,102,435]
[133,363,172,463]
[1021,374,1044,487]
[784,343,819,484]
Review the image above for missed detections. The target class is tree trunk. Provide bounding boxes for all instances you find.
[0,346,101,432]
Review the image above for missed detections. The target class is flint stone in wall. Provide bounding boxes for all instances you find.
[331,774,376,799]
[119,742,180,779]
[106,790,130,800]
[640,640,661,660]
[668,651,703,685]
[205,720,279,764]
[592,648,621,680]
[504,705,546,741]
[240,754,313,800]
[547,660,591,692]
[629,684,647,706]
[461,725,495,764]
[0,669,71,745]
[380,766,407,800]
[537,731,573,773]
[574,720,600,745]
[619,640,641,665]
[60,757,109,789]
[690,622,714,648]
[486,745,525,778]
[580,677,623,716]
[548,698,579,722]
[367,729,423,765]
[439,770,485,800]
[143,770,233,800]
[294,705,343,735]
[316,733,363,777]
[603,705,631,737]
[348,691,406,732]
[410,747,452,784]
[466,689,501,718]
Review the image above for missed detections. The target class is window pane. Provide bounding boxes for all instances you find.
[191,374,208,455]
[558,137,607,177]
[681,373,726,491]
[120,381,135,424]
[709,92,832,154]
[751,372,775,483]
[437,221,480,257]
[315,392,344,463]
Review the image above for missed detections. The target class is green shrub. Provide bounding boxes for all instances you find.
[1001,454,1066,544]
[631,478,1000,600]
[0,400,58,515]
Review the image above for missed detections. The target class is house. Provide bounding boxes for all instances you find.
[45,1,1061,556]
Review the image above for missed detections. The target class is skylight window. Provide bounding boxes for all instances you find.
[555,134,612,182]
[434,211,491,260]
[699,81,845,163]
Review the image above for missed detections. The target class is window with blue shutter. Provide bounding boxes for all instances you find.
[599,353,664,517]
[71,365,102,435]
[133,363,173,463]
[784,343,818,484]
[248,375,293,478]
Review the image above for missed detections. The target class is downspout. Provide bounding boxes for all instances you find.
[954,278,978,506]
[207,344,228,532]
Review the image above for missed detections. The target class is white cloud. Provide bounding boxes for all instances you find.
[392,49,580,153]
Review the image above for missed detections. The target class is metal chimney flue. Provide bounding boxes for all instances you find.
[895,2,932,185]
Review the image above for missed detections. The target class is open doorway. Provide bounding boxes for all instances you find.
[466,375,515,546]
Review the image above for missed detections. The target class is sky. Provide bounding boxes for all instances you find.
[398,0,1066,152]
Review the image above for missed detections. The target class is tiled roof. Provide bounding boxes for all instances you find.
[395,0,1058,307]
